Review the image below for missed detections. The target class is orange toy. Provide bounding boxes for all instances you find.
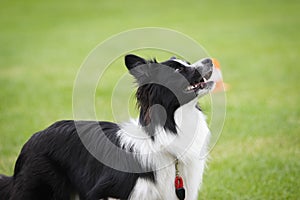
[211,58,229,93]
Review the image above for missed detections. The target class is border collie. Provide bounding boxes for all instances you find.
[0,54,214,200]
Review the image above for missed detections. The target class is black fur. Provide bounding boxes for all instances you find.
[0,121,154,200]
[0,175,12,199]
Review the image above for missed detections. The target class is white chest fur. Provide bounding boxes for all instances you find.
[119,99,210,200]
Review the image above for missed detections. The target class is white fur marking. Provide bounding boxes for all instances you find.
[118,99,210,200]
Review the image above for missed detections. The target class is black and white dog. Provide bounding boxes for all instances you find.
[0,54,214,200]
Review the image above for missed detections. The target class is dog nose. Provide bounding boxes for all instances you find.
[197,58,213,80]
[201,58,213,67]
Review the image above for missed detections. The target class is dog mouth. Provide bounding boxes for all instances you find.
[185,78,208,92]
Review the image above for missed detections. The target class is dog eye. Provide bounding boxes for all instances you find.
[175,67,184,72]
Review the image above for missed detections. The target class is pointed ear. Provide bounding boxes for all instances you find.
[125,54,146,70]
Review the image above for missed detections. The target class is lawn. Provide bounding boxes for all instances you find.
[0,0,299,199]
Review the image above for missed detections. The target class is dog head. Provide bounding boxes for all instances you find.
[124,54,215,135]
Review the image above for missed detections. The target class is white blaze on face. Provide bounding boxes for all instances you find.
[171,58,191,67]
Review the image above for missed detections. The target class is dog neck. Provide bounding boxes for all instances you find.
[138,96,199,140]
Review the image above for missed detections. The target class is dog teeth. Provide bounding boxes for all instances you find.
[186,81,208,91]
[186,84,197,91]
[186,86,191,91]
[186,86,193,90]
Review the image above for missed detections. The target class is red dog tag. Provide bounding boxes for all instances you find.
[175,175,185,200]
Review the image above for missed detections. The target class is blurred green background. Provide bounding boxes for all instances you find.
[0,0,299,199]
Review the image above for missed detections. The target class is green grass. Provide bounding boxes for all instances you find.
[0,0,299,199]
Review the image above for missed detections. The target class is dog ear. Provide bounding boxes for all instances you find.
[125,54,148,80]
[125,54,146,70]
